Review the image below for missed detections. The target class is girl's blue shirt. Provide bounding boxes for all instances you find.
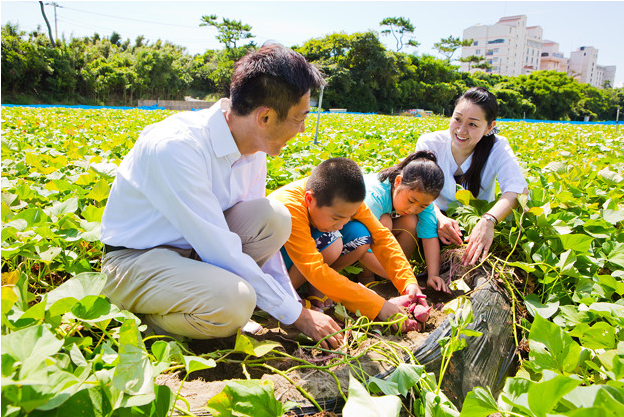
[363,173,438,239]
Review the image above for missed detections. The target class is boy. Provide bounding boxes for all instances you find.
[269,158,426,328]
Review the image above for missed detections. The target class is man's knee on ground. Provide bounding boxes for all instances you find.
[192,280,257,338]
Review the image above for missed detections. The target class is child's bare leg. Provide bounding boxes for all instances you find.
[392,214,418,260]
[305,238,342,309]
[358,214,393,283]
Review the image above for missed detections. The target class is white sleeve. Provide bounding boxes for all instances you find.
[492,138,528,194]
[142,138,302,324]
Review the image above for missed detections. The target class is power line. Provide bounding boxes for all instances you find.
[61,5,196,29]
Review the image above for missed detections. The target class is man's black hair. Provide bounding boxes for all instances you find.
[230,44,325,121]
[306,158,366,207]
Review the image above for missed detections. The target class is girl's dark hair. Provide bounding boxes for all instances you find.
[454,87,498,197]
[378,151,444,198]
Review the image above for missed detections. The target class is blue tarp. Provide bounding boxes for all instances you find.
[1,103,161,111]
[1,104,619,124]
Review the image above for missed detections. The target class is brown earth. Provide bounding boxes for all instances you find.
[156,266,471,415]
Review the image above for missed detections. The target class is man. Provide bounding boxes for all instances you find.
[100,44,342,349]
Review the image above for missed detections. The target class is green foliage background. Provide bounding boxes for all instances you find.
[2,106,624,415]
[2,23,623,121]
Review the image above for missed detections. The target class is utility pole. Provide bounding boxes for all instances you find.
[38,1,55,47]
[45,2,61,41]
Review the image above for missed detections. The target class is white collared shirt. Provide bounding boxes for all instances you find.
[415,130,528,211]
[101,99,302,324]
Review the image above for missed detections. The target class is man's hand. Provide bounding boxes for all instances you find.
[437,214,463,246]
[427,275,450,294]
[292,308,343,350]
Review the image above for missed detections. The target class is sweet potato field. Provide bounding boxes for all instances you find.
[2,106,623,416]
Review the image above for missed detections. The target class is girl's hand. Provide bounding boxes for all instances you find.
[403,283,428,307]
[437,214,463,246]
[426,275,450,294]
[462,218,495,265]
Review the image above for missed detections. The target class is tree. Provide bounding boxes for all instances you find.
[109,31,122,47]
[379,17,419,52]
[433,35,473,63]
[459,55,491,72]
[199,14,254,49]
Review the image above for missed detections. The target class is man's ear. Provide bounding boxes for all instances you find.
[256,107,273,129]
[304,190,314,208]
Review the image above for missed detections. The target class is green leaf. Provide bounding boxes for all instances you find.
[524,294,560,319]
[527,371,581,417]
[460,386,498,417]
[577,321,616,349]
[47,197,78,218]
[385,363,424,396]
[45,272,107,308]
[234,329,282,357]
[558,234,594,253]
[603,209,624,225]
[86,178,111,202]
[528,315,582,374]
[113,319,153,396]
[182,355,216,374]
[53,386,112,416]
[367,377,400,396]
[70,295,121,323]
[206,379,294,417]
[1,324,63,362]
[342,373,402,417]
[455,189,474,206]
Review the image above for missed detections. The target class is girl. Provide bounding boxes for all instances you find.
[360,151,450,293]
[415,87,528,265]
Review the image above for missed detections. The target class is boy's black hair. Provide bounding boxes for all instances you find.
[230,44,326,121]
[306,158,366,207]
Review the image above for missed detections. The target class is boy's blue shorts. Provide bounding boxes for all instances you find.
[281,220,373,271]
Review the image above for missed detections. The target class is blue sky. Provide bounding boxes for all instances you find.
[2,1,622,86]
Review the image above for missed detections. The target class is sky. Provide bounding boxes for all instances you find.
[1,0,623,87]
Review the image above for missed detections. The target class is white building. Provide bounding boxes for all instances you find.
[460,15,542,76]
[568,46,599,86]
[539,40,568,72]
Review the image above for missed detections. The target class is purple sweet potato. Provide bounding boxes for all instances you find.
[408,304,431,323]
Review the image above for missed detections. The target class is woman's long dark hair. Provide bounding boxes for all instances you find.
[378,151,444,198]
[454,87,498,197]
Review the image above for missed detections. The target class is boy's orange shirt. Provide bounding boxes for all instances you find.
[269,178,418,319]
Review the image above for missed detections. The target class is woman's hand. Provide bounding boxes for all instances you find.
[437,213,463,246]
[462,218,495,265]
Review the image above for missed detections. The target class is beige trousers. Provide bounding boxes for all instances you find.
[101,198,291,339]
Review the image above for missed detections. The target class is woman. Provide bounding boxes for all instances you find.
[415,87,528,265]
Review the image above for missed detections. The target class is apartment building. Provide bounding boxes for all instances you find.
[539,41,568,72]
[460,16,616,88]
[460,15,542,76]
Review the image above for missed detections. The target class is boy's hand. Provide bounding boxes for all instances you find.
[427,276,451,294]
[378,299,420,332]
[403,283,428,307]
[293,308,343,350]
